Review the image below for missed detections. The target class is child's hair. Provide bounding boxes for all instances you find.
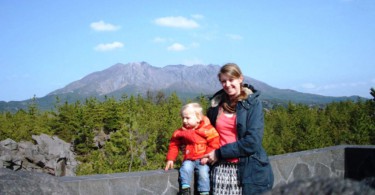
[180,102,203,120]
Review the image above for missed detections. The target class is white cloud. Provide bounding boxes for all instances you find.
[226,34,243,40]
[154,16,199,29]
[192,31,218,41]
[348,81,367,87]
[299,80,373,96]
[189,42,200,48]
[167,43,186,51]
[94,42,124,52]
[301,83,316,89]
[153,37,167,43]
[183,58,204,66]
[191,14,204,19]
[301,81,370,91]
[90,20,120,31]
[320,84,339,90]
[6,73,31,81]
[294,79,374,97]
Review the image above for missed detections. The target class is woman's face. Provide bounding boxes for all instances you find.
[219,73,243,99]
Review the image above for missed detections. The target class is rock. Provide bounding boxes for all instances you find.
[93,129,110,148]
[0,168,70,195]
[0,134,78,176]
[32,134,72,158]
[0,138,18,150]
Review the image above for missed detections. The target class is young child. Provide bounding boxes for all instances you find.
[165,102,220,195]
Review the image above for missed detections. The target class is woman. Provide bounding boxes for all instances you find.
[204,63,274,195]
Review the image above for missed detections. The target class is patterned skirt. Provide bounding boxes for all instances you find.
[211,162,242,195]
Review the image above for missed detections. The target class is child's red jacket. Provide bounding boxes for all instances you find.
[166,116,220,161]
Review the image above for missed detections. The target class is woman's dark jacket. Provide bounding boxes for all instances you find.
[207,85,274,188]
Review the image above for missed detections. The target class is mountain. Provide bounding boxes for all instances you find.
[49,62,221,97]
[0,62,365,112]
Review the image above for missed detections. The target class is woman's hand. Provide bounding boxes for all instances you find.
[204,150,218,165]
[200,157,208,165]
[165,160,174,171]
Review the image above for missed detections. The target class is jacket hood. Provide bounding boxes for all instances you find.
[210,84,260,108]
[181,115,213,131]
[197,115,213,130]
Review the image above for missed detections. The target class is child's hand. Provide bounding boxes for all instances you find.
[165,160,174,171]
[200,157,208,165]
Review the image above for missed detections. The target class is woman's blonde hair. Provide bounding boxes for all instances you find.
[180,102,203,120]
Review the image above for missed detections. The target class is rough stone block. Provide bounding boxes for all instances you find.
[331,160,345,173]
[137,189,154,195]
[270,161,284,186]
[314,163,330,178]
[110,176,140,195]
[0,168,69,194]
[139,172,169,195]
[274,157,297,180]
[293,163,311,180]
[300,151,331,167]
[164,187,179,195]
[331,146,345,161]
[78,179,110,195]
[167,170,179,189]
[63,181,80,195]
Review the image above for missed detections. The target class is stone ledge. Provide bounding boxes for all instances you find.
[62,169,180,195]
[27,145,375,194]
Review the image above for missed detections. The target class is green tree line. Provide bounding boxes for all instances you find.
[0,91,374,175]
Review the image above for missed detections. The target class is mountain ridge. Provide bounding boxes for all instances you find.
[0,62,366,112]
[48,62,275,97]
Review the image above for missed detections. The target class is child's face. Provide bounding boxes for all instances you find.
[181,107,200,129]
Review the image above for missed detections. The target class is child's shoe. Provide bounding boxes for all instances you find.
[179,187,190,195]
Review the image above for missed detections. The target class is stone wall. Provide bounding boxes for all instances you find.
[59,170,179,195]
[58,145,375,195]
[270,145,346,187]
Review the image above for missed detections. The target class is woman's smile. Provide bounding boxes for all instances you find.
[220,74,243,98]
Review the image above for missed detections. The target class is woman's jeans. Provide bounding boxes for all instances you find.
[179,159,210,192]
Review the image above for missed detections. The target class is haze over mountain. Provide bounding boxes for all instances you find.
[0,62,364,112]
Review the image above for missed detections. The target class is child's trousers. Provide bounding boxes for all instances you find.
[179,159,210,192]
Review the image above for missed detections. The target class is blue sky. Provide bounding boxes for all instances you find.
[1,0,374,101]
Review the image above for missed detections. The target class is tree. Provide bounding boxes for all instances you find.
[52,101,82,142]
[0,112,12,141]
[27,96,51,136]
[102,97,122,133]
[6,109,32,141]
